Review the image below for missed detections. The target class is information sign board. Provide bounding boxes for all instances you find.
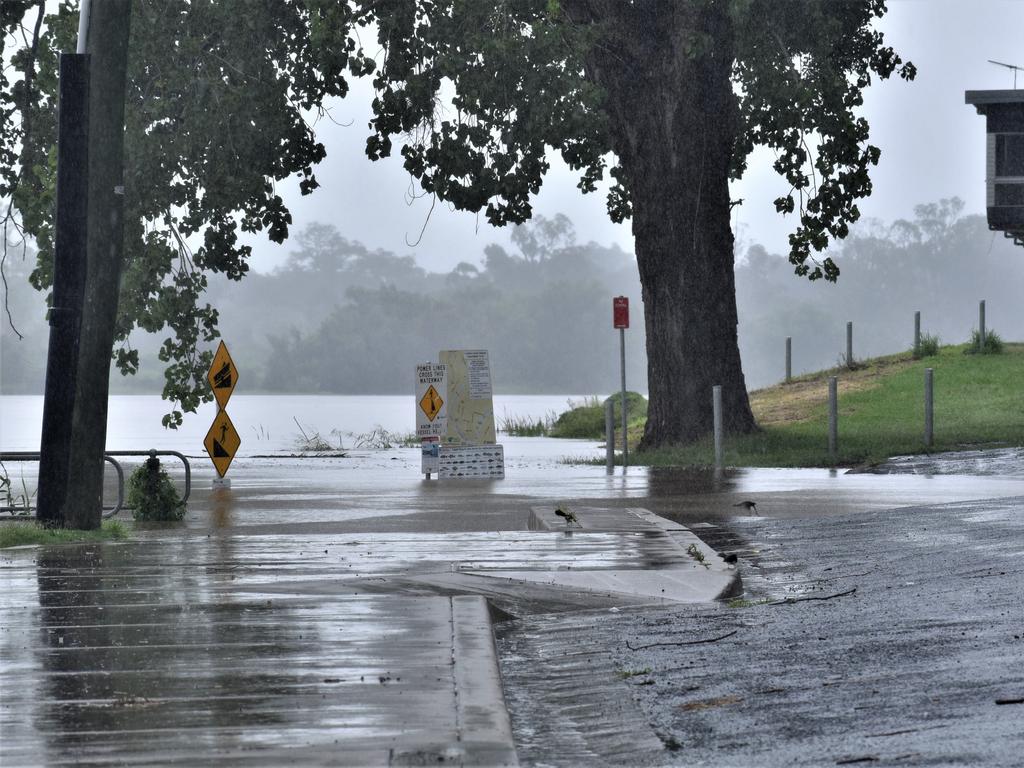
[416,363,448,438]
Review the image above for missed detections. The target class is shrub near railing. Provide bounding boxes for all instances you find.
[126,455,185,522]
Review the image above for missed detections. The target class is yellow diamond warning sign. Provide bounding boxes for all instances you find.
[204,409,241,478]
[207,341,238,410]
[420,385,444,421]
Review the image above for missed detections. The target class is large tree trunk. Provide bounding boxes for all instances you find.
[583,1,757,447]
[63,1,132,529]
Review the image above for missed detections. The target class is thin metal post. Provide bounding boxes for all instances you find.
[785,337,792,383]
[924,368,934,448]
[828,376,838,458]
[979,300,986,349]
[846,321,853,367]
[605,398,615,473]
[620,327,628,467]
[713,385,723,470]
[914,311,921,356]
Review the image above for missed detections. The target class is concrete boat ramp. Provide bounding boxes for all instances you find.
[0,491,737,767]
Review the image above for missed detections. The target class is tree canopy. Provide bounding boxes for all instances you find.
[2,0,913,444]
[2,0,372,425]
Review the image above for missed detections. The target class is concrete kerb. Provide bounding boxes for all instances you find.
[449,595,519,767]
[455,505,743,604]
[388,595,518,767]
[417,507,739,765]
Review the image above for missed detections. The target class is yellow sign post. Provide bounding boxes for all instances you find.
[205,341,240,482]
[204,409,240,478]
[419,384,444,422]
[207,341,238,410]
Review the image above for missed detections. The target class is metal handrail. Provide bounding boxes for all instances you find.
[0,450,190,518]
[105,450,192,506]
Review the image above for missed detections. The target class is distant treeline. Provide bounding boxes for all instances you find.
[227,215,645,393]
[2,200,1022,396]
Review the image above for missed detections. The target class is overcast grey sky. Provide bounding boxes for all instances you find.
[243,0,1024,274]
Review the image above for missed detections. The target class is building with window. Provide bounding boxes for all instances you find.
[965,89,1024,247]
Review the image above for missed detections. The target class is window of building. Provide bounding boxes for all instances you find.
[994,182,1024,207]
[995,133,1024,178]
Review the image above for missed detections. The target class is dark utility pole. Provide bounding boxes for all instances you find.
[36,54,90,527]
[62,0,132,530]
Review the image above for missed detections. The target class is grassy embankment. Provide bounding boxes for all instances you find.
[611,342,1023,468]
[0,520,129,549]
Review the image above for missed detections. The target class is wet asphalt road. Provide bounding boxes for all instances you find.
[3,446,1024,766]
[496,493,1024,767]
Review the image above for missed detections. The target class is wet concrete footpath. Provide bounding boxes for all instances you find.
[0,447,742,767]
[2,446,1024,766]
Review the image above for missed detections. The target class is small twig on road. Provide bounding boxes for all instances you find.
[866,724,948,738]
[769,587,857,606]
[818,569,874,582]
[625,630,738,650]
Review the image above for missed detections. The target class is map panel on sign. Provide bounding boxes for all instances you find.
[207,341,238,410]
[439,350,495,445]
[203,410,241,478]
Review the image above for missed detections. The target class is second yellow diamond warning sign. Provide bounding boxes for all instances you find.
[204,410,241,478]
[420,385,444,421]
[207,340,238,411]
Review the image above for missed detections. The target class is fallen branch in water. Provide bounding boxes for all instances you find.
[626,630,738,650]
[769,587,857,606]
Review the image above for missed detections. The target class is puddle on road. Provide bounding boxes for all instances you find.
[857,447,1024,477]
[6,445,1022,530]
[121,450,1023,534]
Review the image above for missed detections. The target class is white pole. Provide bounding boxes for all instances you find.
[605,398,615,473]
[713,385,723,470]
[924,368,934,448]
[77,0,92,54]
[785,336,792,383]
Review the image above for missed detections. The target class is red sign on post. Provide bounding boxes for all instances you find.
[613,296,629,329]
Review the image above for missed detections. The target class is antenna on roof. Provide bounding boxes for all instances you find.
[988,60,1023,89]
